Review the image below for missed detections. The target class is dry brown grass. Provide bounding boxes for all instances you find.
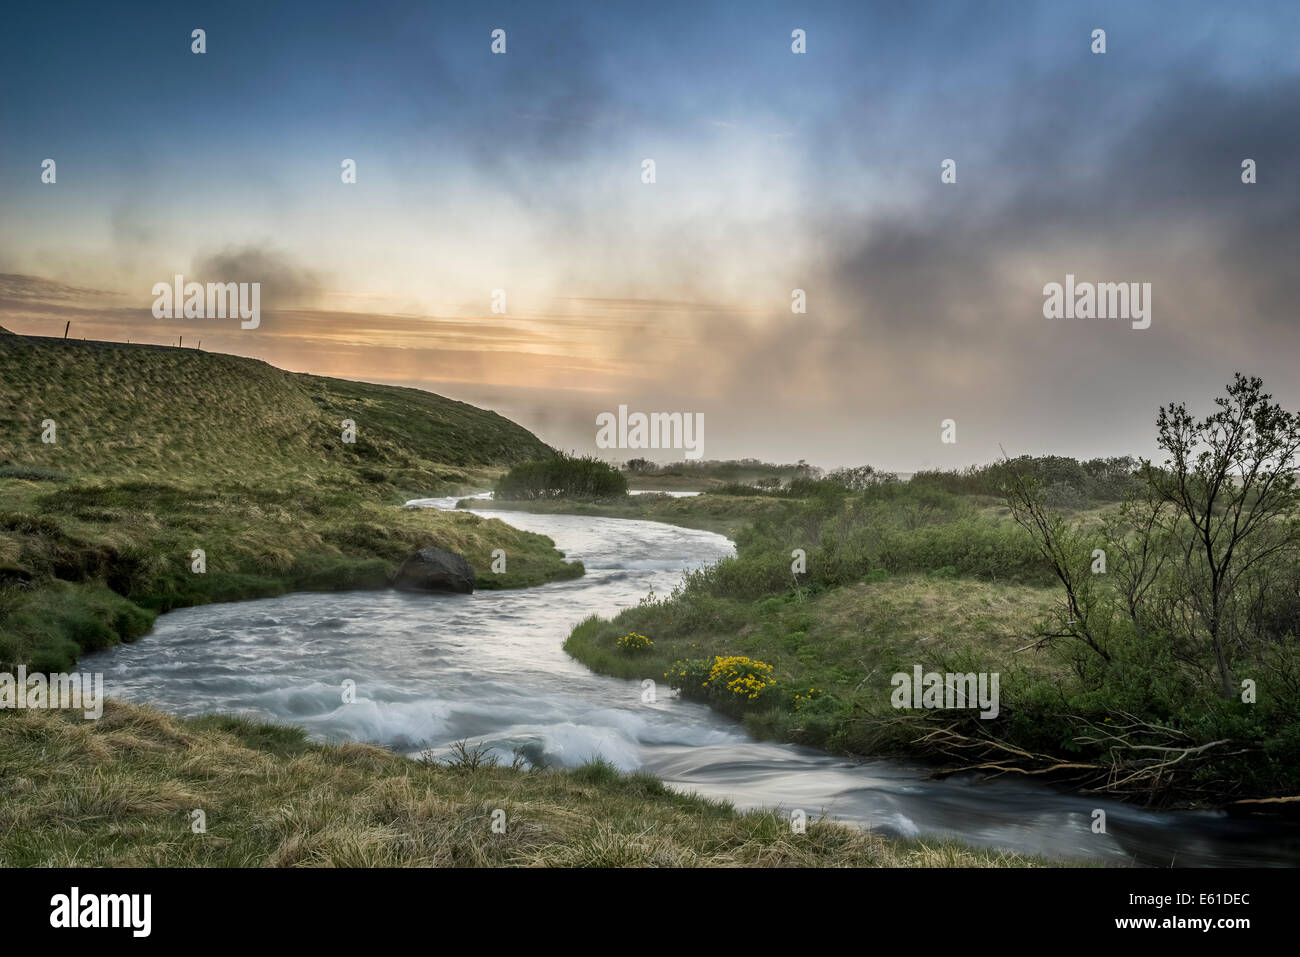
[0,700,1051,868]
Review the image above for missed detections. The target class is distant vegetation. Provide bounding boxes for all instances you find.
[621,457,820,490]
[568,377,1300,807]
[911,455,1141,507]
[496,453,628,501]
[621,455,1141,504]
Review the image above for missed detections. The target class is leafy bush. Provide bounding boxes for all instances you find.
[910,455,1140,503]
[708,482,770,497]
[495,453,628,501]
[681,481,1050,597]
[825,465,898,489]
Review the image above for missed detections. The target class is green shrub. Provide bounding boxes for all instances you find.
[708,482,769,496]
[495,453,628,501]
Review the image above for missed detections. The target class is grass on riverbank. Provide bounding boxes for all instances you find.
[0,699,1047,867]
[0,485,582,670]
[567,574,1059,754]
[563,472,1300,807]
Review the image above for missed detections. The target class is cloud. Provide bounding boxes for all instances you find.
[563,61,1300,468]
[191,246,325,312]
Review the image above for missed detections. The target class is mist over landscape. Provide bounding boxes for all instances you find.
[3,1,1297,470]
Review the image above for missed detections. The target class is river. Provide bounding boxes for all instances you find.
[83,497,1300,866]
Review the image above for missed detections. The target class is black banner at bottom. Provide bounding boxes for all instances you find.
[1,866,1277,944]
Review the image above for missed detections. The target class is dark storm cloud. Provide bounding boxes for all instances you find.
[191,247,324,312]
[819,66,1300,343]
[581,55,1300,467]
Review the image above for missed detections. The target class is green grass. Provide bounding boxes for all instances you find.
[569,473,1300,806]
[562,475,1300,805]
[0,334,580,670]
[0,334,549,489]
[0,699,1051,867]
[566,574,1059,754]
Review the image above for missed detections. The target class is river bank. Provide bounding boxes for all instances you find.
[0,480,584,672]
[538,481,1300,815]
[0,698,1043,867]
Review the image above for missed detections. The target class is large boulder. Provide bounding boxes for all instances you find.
[392,546,475,594]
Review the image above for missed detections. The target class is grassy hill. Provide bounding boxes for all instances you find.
[0,335,549,485]
[0,334,580,671]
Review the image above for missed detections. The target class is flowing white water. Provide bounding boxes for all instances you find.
[85,497,1300,866]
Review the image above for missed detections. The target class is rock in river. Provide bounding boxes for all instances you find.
[392,546,475,594]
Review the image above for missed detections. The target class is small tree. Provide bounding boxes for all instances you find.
[1007,374,1300,699]
[1144,374,1300,697]
[1005,463,1116,671]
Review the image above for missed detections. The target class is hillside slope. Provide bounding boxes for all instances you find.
[0,334,576,670]
[0,335,550,487]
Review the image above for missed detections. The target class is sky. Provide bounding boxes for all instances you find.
[1,0,1298,471]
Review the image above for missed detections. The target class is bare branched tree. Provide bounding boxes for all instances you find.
[1003,453,1113,666]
